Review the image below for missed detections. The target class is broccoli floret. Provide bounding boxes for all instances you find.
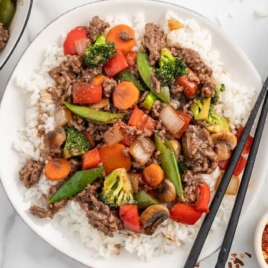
[206,108,230,133]
[83,34,116,68]
[156,48,188,85]
[211,84,225,105]
[63,127,91,159]
[101,168,135,207]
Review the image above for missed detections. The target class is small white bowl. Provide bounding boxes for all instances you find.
[0,0,33,70]
[254,212,268,268]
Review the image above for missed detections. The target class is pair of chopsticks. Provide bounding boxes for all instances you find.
[184,76,268,268]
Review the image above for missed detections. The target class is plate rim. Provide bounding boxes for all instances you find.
[0,0,264,267]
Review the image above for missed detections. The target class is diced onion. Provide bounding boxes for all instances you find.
[55,107,72,127]
[74,38,90,56]
[104,126,124,146]
[215,173,240,195]
[129,137,156,165]
[160,105,185,135]
[90,99,110,110]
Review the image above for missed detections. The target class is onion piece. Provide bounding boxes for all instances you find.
[160,105,185,135]
[90,99,110,110]
[129,137,156,165]
[74,38,90,56]
[103,125,124,146]
[55,107,72,127]
[215,172,240,195]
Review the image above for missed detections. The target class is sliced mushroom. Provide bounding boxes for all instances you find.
[154,179,176,203]
[215,172,240,195]
[44,127,66,149]
[169,140,181,159]
[140,205,170,235]
[211,131,237,161]
[128,173,140,194]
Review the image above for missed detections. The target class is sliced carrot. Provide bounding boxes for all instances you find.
[113,81,139,110]
[99,143,131,174]
[82,148,100,170]
[143,163,164,187]
[107,24,136,54]
[91,74,107,86]
[44,158,71,181]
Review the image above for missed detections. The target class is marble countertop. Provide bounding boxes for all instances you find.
[1,0,268,267]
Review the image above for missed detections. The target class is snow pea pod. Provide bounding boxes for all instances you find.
[133,190,159,209]
[137,46,170,104]
[48,167,104,204]
[64,102,124,124]
[0,0,16,27]
[116,70,147,92]
[140,91,158,110]
[154,133,184,201]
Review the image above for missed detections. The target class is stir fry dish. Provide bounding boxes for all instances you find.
[19,16,253,237]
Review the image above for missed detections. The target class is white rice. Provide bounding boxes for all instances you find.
[14,11,255,261]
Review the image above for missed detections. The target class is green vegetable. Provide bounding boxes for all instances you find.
[206,108,230,133]
[211,84,225,105]
[178,161,188,173]
[48,167,104,204]
[116,70,147,92]
[154,133,184,201]
[140,91,158,110]
[156,48,188,85]
[133,190,159,209]
[190,98,211,121]
[83,34,116,68]
[101,168,135,207]
[137,46,170,104]
[0,0,16,27]
[63,127,91,159]
[64,102,124,124]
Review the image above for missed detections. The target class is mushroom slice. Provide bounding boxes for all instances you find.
[155,179,176,203]
[140,205,170,235]
[211,131,237,161]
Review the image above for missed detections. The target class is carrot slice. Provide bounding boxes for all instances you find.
[82,148,100,170]
[44,158,71,181]
[99,143,131,174]
[113,81,140,110]
[107,24,136,54]
[143,163,164,187]
[91,74,107,86]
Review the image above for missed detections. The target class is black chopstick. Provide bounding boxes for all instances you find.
[184,76,268,268]
[215,82,268,267]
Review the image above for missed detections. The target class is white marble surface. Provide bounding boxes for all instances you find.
[1,0,268,267]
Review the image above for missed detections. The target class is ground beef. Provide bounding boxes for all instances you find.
[78,66,102,83]
[0,23,9,49]
[76,184,122,237]
[86,122,110,143]
[171,46,215,98]
[88,16,109,41]
[119,31,133,41]
[19,160,43,188]
[151,99,162,118]
[182,125,218,174]
[30,206,51,218]
[142,23,167,65]
[47,87,64,106]
[182,170,203,186]
[183,185,198,204]
[69,158,82,175]
[103,78,117,98]
[68,114,87,131]
[150,73,161,93]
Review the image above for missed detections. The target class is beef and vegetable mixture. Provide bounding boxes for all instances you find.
[0,0,16,50]
[19,16,253,237]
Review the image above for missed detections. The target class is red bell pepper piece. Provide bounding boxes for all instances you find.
[125,51,137,67]
[82,148,100,170]
[218,155,247,176]
[170,202,202,225]
[177,69,199,99]
[63,26,88,55]
[236,126,253,155]
[128,106,156,136]
[104,51,128,78]
[176,111,192,138]
[73,82,102,104]
[119,204,141,233]
[195,182,210,213]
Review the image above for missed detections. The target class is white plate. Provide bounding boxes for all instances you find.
[0,0,266,267]
[0,0,33,70]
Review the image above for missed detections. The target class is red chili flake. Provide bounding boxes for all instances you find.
[231,253,237,257]
[235,264,240,268]
[194,264,200,268]
[228,262,233,268]
[234,257,244,266]
[245,252,252,258]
